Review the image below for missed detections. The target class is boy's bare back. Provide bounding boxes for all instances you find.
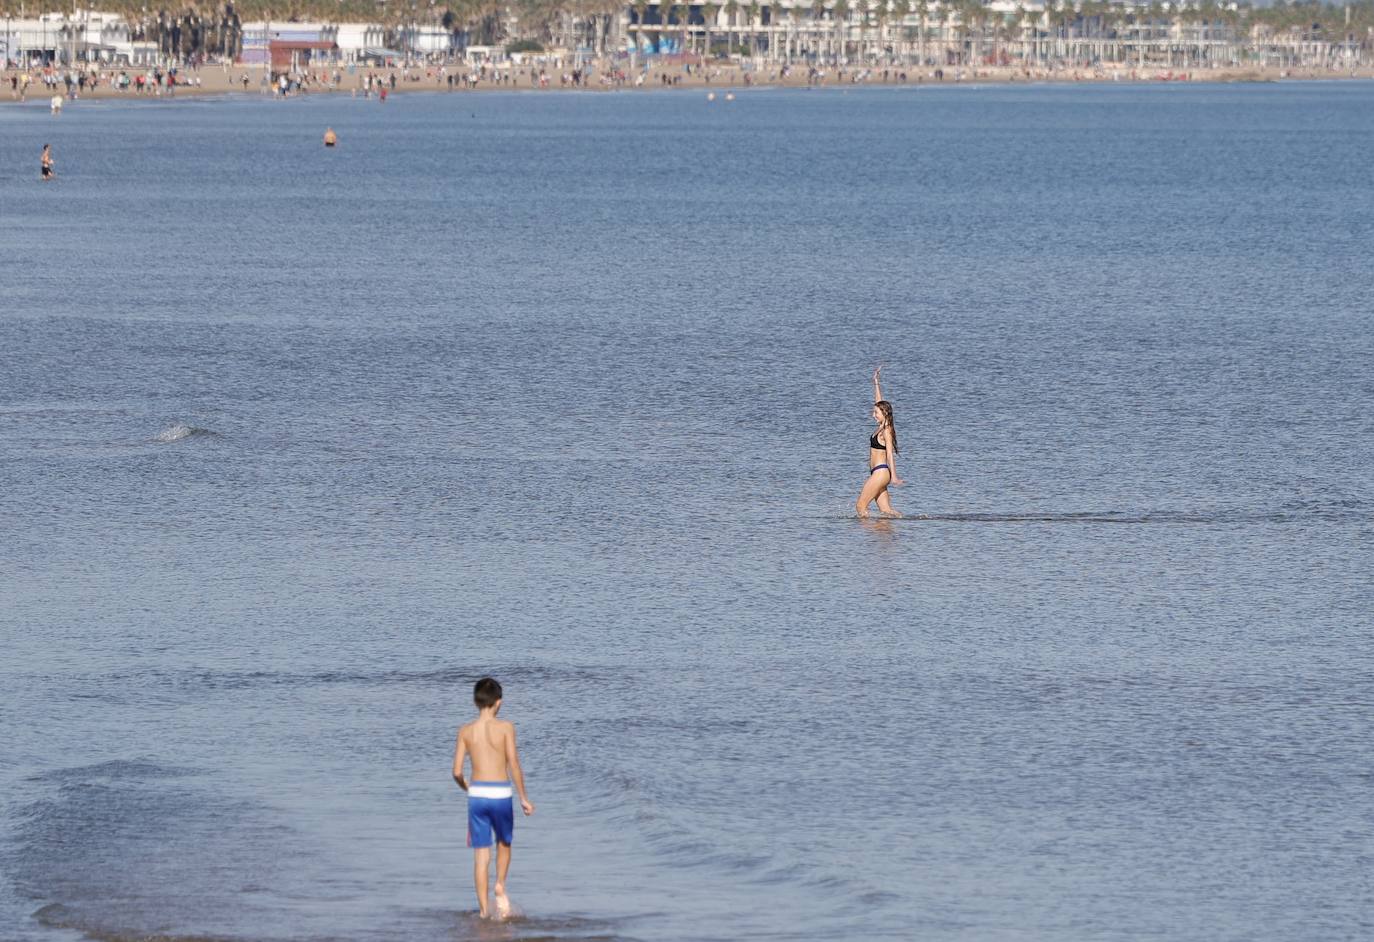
[459,716,516,782]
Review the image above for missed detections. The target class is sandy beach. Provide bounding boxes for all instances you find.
[5,59,1373,106]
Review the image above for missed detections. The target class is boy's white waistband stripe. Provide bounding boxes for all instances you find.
[469,784,513,799]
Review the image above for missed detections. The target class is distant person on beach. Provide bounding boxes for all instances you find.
[452,677,534,919]
[41,144,54,181]
[857,365,904,518]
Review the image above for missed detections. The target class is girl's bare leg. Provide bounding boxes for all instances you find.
[876,488,902,518]
[856,470,890,518]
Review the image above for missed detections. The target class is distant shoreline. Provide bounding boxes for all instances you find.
[4,63,1373,107]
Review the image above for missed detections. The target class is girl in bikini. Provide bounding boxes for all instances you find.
[856,365,904,518]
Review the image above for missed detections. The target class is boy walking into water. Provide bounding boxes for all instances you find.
[452,677,534,918]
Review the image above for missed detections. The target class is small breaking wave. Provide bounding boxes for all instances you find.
[154,424,217,444]
[848,504,1374,525]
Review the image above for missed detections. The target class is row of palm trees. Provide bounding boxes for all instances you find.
[6,0,1371,65]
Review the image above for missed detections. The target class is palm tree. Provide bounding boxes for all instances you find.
[770,0,787,60]
[889,0,911,64]
[914,0,928,64]
[657,0,672,51]
[787,1,805,61]
[1221,3,1247,64]
[672,0,689,53]
[971,0,991,66]
[1110,3,1131,64]
[701,0,719,55]
[1143,0,1164,65]
[832,0,849,60]
[872,0,891,63]
[1076,0,1098,59]
[940,0,959,65]
[632,0,650,52]
[1056,0,1075,64]
[1012,4,1029,65]
[953,0,974,65]
[851,0,865,59]
[809,0,827,59]
[745,0,759,56]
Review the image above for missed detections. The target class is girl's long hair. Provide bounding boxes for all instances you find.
[875,400,898,455]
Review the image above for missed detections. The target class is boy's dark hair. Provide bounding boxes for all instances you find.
[474,677,502,709]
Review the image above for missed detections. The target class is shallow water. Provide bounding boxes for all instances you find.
[2,82,1373,942]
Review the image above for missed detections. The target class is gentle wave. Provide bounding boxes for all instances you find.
[873,505,1373,524]
[154,424,217,444]
[28,759,193,784]
[34,902,237,942]
[50,664,611,697]
[13,763,294,942]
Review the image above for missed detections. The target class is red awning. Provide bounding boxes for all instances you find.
[269,40,337,68]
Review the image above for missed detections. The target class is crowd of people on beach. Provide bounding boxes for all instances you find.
[7,65,201,100]
[0,59,1205,104]
[5,53,1368,108]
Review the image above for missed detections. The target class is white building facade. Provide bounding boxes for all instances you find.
[335,23,392,63]
[2,11,152,65]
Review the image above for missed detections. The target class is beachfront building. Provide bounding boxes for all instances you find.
[237,21,444,67]
[2,17,62,64]
[615,0,1012,63]
[464,44,504,65]
[335,23,391,63]
[0,11,155,66]
[239,22,339,66]
[74,12,132,61]
[396,24,458,60]
[601,0,1370,69]
[3,15,86,65]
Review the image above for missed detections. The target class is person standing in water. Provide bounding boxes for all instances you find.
[41,144,54,181]
[452,677,534,919]
[857,365,904,518]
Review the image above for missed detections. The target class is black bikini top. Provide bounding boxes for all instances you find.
[869,430,886,451]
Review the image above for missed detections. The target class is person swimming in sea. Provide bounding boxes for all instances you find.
[857,365,904,518]
[41,144,54,181]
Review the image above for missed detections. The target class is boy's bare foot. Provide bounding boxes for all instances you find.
[494,884,511,919]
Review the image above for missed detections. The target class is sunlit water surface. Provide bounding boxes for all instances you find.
[2,82,1372,942]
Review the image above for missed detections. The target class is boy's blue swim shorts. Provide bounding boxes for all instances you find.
[467,781,514,848]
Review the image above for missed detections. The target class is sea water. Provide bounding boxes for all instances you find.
[2,82,1372,942]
